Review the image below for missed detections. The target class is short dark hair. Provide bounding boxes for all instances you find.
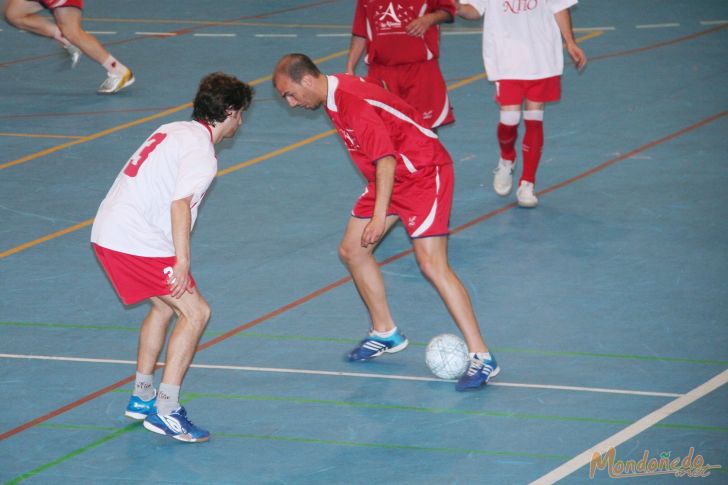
[273,53,321,85]
[192,72,254,124]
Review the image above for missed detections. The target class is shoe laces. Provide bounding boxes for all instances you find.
[465,357,484,376]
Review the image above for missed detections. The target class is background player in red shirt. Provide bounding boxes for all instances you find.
[4,0,134,93]
[346,0,456,130]
[273,53,499,392]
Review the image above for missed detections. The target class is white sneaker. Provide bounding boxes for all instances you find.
[97,68,135,94]
[493,158,515,196]
[66,44,82,68]
[516,181,538,208]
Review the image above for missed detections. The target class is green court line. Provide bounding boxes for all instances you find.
[4,422,141,485]
[11,390,726,483]
[214,432,571,460]
[185,393,728,433]
[4,321,728,365]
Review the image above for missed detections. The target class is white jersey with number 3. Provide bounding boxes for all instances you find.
[461,0,577,81]
[91,121,217,257]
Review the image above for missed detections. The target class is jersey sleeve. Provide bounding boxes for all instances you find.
[341,95,396,165]
[459,0,486,15]
[172,140,216,204]
[352,0,367,38]
[547,0,577,14]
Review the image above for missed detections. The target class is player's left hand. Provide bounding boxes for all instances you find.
[361,217,386,248]
[567,43,587,71]
[406,17,432,37]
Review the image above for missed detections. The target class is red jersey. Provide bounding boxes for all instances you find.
[324,74,453,182]
[352,0,455,66]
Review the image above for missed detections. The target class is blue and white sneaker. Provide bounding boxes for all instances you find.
[124,392,156,420]
[455,355,500,392]
[347,328,409,361]
[143,406,210,443]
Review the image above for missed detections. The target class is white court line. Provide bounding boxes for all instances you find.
[700,20,728,25]
[573,26,616,31]
[135,32,176,36]
[315,33,351,37]
[531,368,728,484]
[255,34,298,38]
[87,31,117,35]
[636,23,680,29]
[0,353,681,398]
[193,33,237,37]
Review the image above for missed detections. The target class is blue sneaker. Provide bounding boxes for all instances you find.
[124,392,156,420]
[347,328,409,361]
[455,355,500,392]
[143,406,210,443]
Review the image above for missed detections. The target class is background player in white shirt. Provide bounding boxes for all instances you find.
[456,0,586,207]
[91,72,254,442]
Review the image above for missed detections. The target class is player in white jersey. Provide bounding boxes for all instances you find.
[456,0,586,207]
[91,72,254,442]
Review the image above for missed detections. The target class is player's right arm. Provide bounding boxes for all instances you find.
[361,155,396,248]
[346,36,367,75]
[454,0,482,20]
[169,195,194,298]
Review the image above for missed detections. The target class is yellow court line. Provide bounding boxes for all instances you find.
[1,31,602,259]
[84,17,350,30]
[0,133,84,140]
[0,50,348,172]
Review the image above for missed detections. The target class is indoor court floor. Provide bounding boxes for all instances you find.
[1,0,727,483]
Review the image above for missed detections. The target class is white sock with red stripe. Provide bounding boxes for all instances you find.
[102,55,129,76]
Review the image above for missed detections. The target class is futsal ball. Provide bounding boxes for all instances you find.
[425,333,469,379]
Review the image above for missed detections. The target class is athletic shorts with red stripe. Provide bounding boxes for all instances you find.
[92,244,196,305]
[366,59,454,129]
[494,76,561,105]
[352,163,453,238]
[38,0,83,10]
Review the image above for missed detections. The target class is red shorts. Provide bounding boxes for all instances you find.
[353,164,453,238]
[367,60,454,129]
[38,0,83,10]
[494,76,561,106]
[92,244,196,305]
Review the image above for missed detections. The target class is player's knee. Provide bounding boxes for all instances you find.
[57,22,83,43]
[338,241,361,266]
[416,252,447,281]
[4,7,23,27]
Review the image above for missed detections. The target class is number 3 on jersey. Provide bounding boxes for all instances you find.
[123,133,167,177]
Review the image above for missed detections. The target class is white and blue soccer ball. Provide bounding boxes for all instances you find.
[425,333,469,379]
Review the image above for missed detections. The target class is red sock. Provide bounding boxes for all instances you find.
[497,123,518,162]
[521,119,543,184]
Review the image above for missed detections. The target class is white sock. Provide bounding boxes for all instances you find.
[371,327,397,338]
[102,55,128,76]
[133,372,155,401]
[156,383,181,416]
[470,352,492,361]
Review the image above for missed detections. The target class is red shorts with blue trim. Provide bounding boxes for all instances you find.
[366,59,454,129]
[92,244,196,305]
[38,0,84,10]
[352,163,453,238]
[494,76,561,105]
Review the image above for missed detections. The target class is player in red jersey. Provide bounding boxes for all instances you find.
[92,73,254,440]
[273,53,499,392]
[346,0,456,129]
[4,0,134,93]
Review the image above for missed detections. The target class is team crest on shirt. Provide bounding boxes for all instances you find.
[338,128,360,151]
[371,2,415,31]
